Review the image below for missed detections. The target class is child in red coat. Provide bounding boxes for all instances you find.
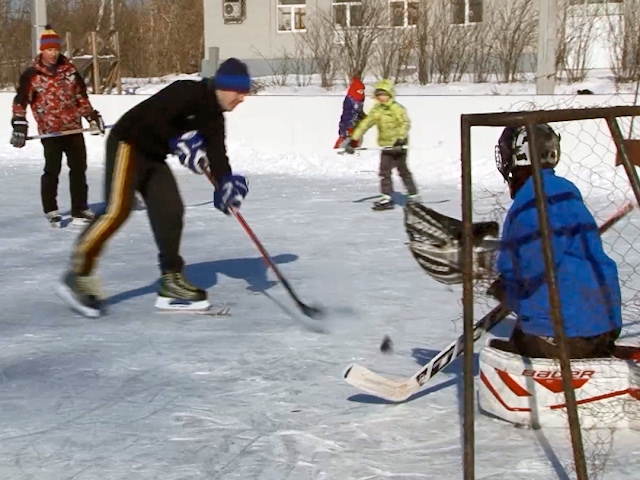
[334,77,366,149]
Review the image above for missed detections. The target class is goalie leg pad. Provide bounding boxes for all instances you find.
[478,341,640,429]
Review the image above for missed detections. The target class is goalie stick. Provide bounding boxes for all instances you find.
[343,200,635,403]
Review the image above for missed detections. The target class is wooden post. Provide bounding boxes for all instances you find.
[65,32,72,59]
[114,31,121,94]
[91,32,100,94]
[30,0,47,59]
[536,0,557,95]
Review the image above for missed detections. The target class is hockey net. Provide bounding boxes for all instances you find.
[465,100,640,480]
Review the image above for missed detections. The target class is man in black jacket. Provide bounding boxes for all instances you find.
[56,58,251,317]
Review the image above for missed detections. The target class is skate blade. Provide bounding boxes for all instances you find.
[154,296,212,312]
[194,306,231,316]
[70,218,91,227]
[55,282,101,318]
[156,305,231,316]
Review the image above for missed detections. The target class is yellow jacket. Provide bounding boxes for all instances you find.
[350,79,410,147]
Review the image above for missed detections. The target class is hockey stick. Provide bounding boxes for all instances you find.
[203,169,325,320]
[230,208,324,319]
[343,201,635,402]
[27,124,114,140]
[336,145,408,155]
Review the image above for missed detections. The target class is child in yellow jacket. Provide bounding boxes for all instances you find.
[342,79,420,211]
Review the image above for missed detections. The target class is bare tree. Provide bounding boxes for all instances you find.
[468,15,496,83]
[555,0,597,83]
[490,0,538,83]
[0,0,32,88]
[254,47,293,87]
[372,23,416,82]
[289,40,315,87]
[298,8,338,88]
[604,0,640,84]
[414,0,475,84]
[334,0,388,79]
[414,0,436,84]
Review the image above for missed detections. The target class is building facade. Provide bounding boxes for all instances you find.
[201,0,625,78]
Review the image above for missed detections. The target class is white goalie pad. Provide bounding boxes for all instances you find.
[478,341,640,429]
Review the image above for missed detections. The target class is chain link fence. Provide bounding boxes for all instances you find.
[469,97,640,479]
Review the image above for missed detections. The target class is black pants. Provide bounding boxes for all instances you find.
[379,150,418,196]
[41,134,88,215]
[71,132,185,276]
[492,327,621,359]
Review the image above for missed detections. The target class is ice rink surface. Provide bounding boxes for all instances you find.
[1,164,640,479]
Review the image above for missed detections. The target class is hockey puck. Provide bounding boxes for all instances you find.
[380,335,393,353]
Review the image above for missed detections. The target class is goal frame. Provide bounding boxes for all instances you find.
[459,105,640,480]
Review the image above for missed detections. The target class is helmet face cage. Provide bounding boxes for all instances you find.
[495,127,519,181]
[494,124,561,182]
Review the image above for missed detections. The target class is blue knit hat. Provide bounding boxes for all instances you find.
[214,58,251,93]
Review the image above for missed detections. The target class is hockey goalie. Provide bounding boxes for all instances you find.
[405,123,640,429]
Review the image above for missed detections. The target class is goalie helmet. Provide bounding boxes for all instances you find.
[404,203,499,285]
[495,123,561,184]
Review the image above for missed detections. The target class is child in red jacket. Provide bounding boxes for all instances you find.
[334,77,366,149]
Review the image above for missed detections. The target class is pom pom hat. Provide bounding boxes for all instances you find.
[40,24,62,51]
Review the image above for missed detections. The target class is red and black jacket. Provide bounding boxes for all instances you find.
[12,54,94,135]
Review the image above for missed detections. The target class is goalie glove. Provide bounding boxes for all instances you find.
[404,202,499,285]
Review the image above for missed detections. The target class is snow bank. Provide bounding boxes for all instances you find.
[0,91,637,194]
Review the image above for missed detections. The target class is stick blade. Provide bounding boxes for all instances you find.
[301,303,325,319]
[343,363,421,403]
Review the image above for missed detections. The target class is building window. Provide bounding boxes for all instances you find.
[452,0,482,25]
[333,0,363,28]
[568,0,622,4]
[567,0,623,16]
[277,0,306,32]
[390,1,419,27]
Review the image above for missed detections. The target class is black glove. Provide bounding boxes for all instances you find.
[486,276,506,303]
[10,116,28,148]
[341,137,356,155]
[87,110,105,134]
[390,138,407,154]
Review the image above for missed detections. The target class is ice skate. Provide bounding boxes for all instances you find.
[406,194,422,205]
[46,210,62,228]
[155,271,211,311]
[56,270,104,318]
[71,209,95,227]
[372,195,394,211]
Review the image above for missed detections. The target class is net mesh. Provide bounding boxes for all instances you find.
[468,97,640,479]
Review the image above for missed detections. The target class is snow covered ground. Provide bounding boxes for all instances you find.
[1,156,640,478]
[117,69,640,97]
